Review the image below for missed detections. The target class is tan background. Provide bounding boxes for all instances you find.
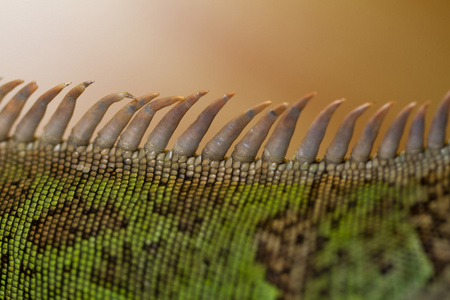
[1,0,449,158]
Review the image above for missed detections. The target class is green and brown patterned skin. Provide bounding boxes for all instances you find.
[1,81,450,299]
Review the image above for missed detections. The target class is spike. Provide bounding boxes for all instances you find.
[262,92,315,163]
[14,82,71,143]
[427,90,450,150]
[377,102,416,159]
[68,92,134,147]
[0,81,38,141]
[405,102,429,155]
[40,81,94,145]
[0,79,25,103]
[232,103,288,162]
[117,95,184,151]
[350,102,393,163]
[173,92,235,157]
[202,101,271,161]
[144,90,208,154]
[324,103,371,164]
[294,99,344,164]
[94,93,158,149]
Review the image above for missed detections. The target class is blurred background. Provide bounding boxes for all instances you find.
[1,0,449,159]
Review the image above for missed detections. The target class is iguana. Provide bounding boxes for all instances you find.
[0,78,449,300]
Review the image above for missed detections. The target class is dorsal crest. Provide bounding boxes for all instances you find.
[1,78,449,170]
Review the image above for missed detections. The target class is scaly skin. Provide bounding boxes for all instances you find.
[1,139,449,299]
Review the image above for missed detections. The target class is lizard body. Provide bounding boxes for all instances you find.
[0,79,449,299]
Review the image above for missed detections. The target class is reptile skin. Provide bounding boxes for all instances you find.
[0,79,449,299]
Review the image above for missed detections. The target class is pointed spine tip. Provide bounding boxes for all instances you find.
[225,91,236,100]
[249,101,272,115]
[272,102,289,115]
[197,90,209,97]
[83,80,95,87]
[24,81,38,89]
[123,92,136,99]
[306,91,317,99]
[64,82,72,86]
[382,101,395,109]
[261,100,272,107]
[361,103,373,110]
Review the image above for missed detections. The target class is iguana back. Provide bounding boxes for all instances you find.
[0,79,449,299]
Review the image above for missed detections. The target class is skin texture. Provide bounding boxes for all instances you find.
[1,80,450,299]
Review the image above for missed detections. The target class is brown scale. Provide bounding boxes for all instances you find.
[28,195,128,249]
[256,210,317,300]
[410,172,450,278]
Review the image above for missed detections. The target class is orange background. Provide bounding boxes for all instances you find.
[1,1,449,158]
